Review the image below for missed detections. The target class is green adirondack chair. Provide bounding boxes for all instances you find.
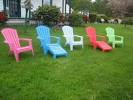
[105,27,124,48]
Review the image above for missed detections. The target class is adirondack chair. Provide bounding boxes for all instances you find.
[62,26,83,51]
[1,28,34,62]
[36,25,67,59]
[105,27,124,48]
[86,27,112,52]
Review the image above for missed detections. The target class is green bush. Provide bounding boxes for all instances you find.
[122,17,133,25]
[32,5,60,26]
[68,13,84,26]
[96,14,109,23]
[89,13,97,23]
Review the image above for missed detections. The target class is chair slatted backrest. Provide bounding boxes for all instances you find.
[36,25,50,45]
[62,26,74,43]
[86,27,97,44]
[1,28,20,49]
[105,27,115,42]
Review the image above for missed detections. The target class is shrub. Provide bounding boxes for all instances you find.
[59,14,65,23]
[96,14,109,23]
[122,17,133,25]
[89,13,97,23]
[32,5,60,26]
[82,15,89,23]
[0,12,7,23]
[68,13,84,26]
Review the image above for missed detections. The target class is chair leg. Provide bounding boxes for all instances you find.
[112,43,115,48]
[65,42,68,46]
[8,50,13,55]
[70,45,73,51]
[32,49,34,56]
[93,45,97,50]
[53,55,56,59]
[44,50,48,55]
[65,54,67,57]
[14,53,19,62]
[82,44,83,48]
[43,47,48,55]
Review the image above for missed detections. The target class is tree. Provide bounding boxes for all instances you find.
[71,0,112,16]
[107,0,133,17]
[125,0,133,17]
[91,0,112,16]
[72,0,91,14]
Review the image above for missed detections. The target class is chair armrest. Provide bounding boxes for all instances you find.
[96,35,106,41]
[73,35,83,41]
[50,36,60,44]
[115,35,124,40]
[19,38,32,45]
[74,35,83,38]
[37,36,44,40]
[4,40,14,45]
[37,36,60,44]
[4,40,9,44]
[63,35,67,37]
[19,38,32,41]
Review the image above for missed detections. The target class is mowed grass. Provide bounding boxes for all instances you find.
[0,23,133,100]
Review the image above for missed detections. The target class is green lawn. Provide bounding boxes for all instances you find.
[0,23,133,100]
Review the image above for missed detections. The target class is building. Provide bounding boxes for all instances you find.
[0,0,71,19]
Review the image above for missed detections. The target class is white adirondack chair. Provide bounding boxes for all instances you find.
[62,26,83,51]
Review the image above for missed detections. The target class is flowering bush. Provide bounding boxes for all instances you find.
[83,15,89,23]
[0,12,7,23]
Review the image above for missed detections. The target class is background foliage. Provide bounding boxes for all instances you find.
[68,13,84,26]
[32,5,60,26]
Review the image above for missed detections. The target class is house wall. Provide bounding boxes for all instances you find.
[53,0,70,13]
[54,0,71,14]
[21,0,42,18]
[31,0,42,11]
[21,0,26,18]
[21,0,52,18]
[53,0,62,12]
[3,0,70,18]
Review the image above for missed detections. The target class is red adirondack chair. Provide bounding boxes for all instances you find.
[1,28,34,62]
[86,27,112,52]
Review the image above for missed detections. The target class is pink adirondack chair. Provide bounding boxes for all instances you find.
[1,28,34,62]
[86,27,112,52]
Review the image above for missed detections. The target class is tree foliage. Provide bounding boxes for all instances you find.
[107,0,133,17]
[91,0,112,16]
[71,0,112,16]
[72,0,91,14]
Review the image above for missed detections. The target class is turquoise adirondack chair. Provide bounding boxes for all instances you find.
[105,27,124,48]
[36,25,67,59]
